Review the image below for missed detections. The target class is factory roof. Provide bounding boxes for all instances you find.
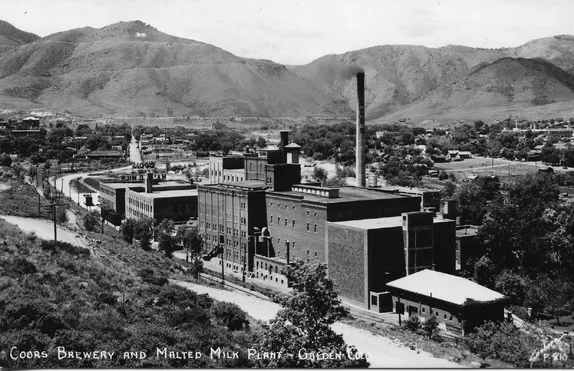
[269,186,414,204]
[330,215,453,230]
[133,189,198,199]
[200,181,266,190]
[386,269,506,306]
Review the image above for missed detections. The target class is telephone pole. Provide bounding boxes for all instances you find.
[40,202,67,242]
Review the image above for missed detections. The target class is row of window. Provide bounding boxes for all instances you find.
[268,202,320,219]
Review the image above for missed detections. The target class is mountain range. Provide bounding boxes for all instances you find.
[1,20,574,124]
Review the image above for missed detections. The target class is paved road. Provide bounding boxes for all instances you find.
[129,131,142,163]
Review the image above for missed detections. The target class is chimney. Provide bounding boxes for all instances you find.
[356,72,366,187]
[280,130,289,163]
[145,172,153,193]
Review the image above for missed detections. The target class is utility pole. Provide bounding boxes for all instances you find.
[220,246,225,284]
[40,202,67,242]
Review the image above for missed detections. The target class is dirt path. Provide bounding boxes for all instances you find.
[173,280,460,368]
[0,215,88,248]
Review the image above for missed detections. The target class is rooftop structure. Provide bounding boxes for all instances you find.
[386,269,505,306]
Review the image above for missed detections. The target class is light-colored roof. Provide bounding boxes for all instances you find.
[330,215,452,230]
[285,143,302,149]
[261,145,280,151]
[139,189,198,199]
[386,269,505,306]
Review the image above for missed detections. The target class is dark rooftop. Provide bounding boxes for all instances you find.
[200,181,267,190]
[268,186,416,204]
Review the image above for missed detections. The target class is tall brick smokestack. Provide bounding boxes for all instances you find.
[356,72,365,187]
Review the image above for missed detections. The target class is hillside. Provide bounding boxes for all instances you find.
[383,57,574,122]
[1,19,574,122]
[293,35,574,122]
[0,21,353,117]
[0,20,39,54]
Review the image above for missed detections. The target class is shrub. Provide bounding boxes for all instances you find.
[465,321,535,367]
[0,154,12,167]
[40,240,90,257]
[212,302,249,331]
[138,268,169,286]
[403,315,421,332]
[12,257,37,275]
[422,314,441,341]
[83,211,100,232]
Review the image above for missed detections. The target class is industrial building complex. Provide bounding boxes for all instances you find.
[94,71,506,334]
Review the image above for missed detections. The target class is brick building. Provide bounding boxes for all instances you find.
[197,130,458,306]
[122,173,198,223]
[264,185,421,265]
[326,211,456,311]
[208,156,245,183]
[198,181,267,274]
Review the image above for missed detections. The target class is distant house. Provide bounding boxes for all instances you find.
[527,150,542,162]
[386,269,508,336]
[432,154,448,163]
[458,151,472,159]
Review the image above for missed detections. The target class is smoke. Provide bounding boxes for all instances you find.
[316,60,364,81]
[340,64,364,80]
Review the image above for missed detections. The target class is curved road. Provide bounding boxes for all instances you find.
[0,215,89,248]
[174,280,459,368]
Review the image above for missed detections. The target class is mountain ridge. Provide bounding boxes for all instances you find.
[1,20,574,122]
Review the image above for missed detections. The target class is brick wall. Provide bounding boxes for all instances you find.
[327,225,367,306]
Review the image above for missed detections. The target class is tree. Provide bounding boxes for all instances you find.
[465,321,536,367]
[422,314,440,341]
[256,261,369,368]
[494,270,529,306]
[56,207,69,224]
[155,219,176,258]
[177,227,204,278]
[526,276,573,324]
[121,218,137,244]
[134,217,154,251]
[473,256,496,288]
[442,181,456,198]
[312,166,328,186]
[83,211,100,232]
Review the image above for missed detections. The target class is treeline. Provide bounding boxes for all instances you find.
[451,173,574,322]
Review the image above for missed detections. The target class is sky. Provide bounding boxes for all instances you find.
[2,0,574,65]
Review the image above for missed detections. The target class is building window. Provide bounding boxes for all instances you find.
[314,252,317,257]
[450,315,453,321]
[285,204,287,210]
[422,308,425,313]
[314,224,317,233]
[270,202,273,207]
[277,217,280,225]
[292,220,295,228]
[284,219,288,227]
[306,223,310,231]
[292,205,295,210]
[306,211,310,216]
[270,216,273,223]
[314,212,317,218]
[371,296,378,306]
[278,238,281,245]
[444,314,447,320]
[307,250,309,255]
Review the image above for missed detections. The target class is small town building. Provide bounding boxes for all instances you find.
[386,269,507,335]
